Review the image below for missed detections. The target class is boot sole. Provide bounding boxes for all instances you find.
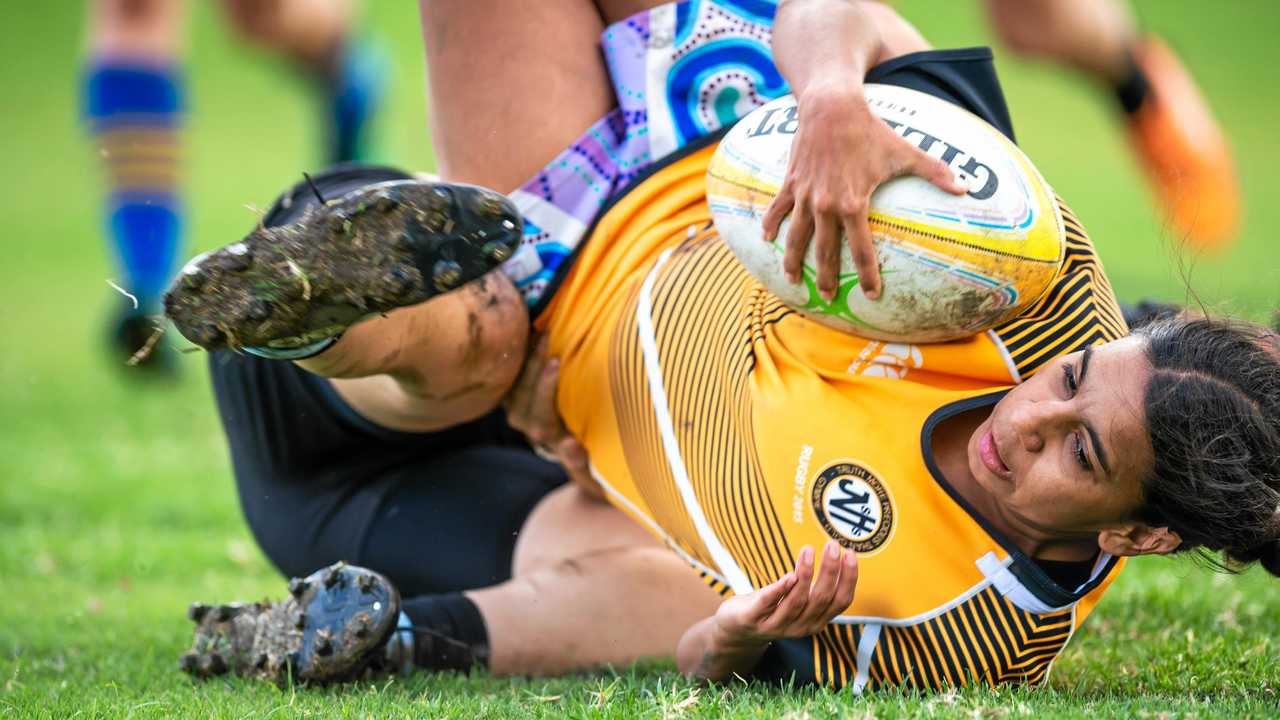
[164,180,522,352]
[180,562,401,685]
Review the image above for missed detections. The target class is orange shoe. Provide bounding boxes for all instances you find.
[1127,36,1241,252]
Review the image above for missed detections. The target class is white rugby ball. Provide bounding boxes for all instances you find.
[706,84,1065,343]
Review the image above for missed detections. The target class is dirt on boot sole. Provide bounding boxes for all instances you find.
[179,562,400,685]
[164,179,522,352]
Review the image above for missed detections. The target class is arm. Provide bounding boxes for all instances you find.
[676,542,858,682]
[764,0,966,301]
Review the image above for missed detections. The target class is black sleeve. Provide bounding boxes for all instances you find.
[741,637,816,685]
[865,47,1017,143]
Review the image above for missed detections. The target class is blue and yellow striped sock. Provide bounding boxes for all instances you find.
[84,61,184,314]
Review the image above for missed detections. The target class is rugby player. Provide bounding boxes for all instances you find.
[84,0,384,372]
[168,0,1279,691]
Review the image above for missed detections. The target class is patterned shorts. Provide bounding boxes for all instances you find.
[500,0,791,308]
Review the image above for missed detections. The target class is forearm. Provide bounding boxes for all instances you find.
[676,616,771,682]
[774,0,882,100]
[774,0,931,99]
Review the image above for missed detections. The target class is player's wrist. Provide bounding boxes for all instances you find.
[796,75,867,109]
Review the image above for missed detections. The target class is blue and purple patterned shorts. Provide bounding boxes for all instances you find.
[501,0,790,307]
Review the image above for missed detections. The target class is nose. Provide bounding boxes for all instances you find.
[1008,398,1074,453]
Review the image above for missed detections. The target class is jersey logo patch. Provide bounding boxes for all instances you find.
[811,460,895,554]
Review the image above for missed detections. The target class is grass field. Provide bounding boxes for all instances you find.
[2,1,1277,718]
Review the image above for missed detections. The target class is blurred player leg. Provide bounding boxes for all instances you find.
[218,0,383,163]
[84,0,186,374]
[984,0,1240,250]
[292,0,617,431]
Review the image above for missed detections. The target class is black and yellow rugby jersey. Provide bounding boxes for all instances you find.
[540,139,1128,691]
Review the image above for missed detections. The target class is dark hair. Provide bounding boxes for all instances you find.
[1131,314,1280,576]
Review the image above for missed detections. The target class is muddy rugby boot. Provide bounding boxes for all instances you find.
[179,562,400,685]
[164,170,522,355]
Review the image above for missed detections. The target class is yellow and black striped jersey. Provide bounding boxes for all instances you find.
[541,139,1128,691]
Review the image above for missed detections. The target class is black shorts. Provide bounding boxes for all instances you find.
[210,351,565,596]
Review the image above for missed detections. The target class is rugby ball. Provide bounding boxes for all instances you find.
[706,84,1065,343]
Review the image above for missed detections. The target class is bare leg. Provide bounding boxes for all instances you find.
[421,0,616,189]
[218,0,354,74]
[509,483,661,576]
[297,0,619,431]
[983,0,1239,247]
[299,276,530,432]
[469,486,722,675]
[88,0,183,59]
[983,0,1135,84]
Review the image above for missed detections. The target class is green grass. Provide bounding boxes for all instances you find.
[1,1,1277,717]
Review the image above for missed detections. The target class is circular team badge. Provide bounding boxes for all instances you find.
[810,460,895,554]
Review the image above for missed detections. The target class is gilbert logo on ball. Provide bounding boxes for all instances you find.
[706,84,1065,343]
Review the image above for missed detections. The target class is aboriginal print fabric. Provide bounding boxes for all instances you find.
[500,0,789,306]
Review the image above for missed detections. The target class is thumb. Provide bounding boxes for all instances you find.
[747,573,797,621]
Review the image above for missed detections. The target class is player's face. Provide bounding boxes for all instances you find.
[967,337,1154,542]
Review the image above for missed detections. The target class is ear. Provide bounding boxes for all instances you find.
[1098,523,1183,557]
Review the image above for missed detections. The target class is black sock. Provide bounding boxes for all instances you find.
[1113,49,1151,114]
[402,593,490,672]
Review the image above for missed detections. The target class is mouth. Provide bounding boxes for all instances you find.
[978,429,1012,480]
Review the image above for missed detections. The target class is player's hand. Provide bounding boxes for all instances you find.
[761,83,966,301]
[711,541,858,645]
[503,335,595,492]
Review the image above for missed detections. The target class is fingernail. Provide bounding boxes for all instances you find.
[826,542,839,560]
[801,546,814,564]
[863,287,880,301]
[844,552,857,568]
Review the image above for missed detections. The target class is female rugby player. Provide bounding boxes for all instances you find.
[170,0,1279,691]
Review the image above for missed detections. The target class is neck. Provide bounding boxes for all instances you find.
[931,405,1099,563]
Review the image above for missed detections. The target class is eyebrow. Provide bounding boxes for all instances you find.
[1077,346,1113,477]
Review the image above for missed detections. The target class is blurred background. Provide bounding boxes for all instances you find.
[0,0,1276,712]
